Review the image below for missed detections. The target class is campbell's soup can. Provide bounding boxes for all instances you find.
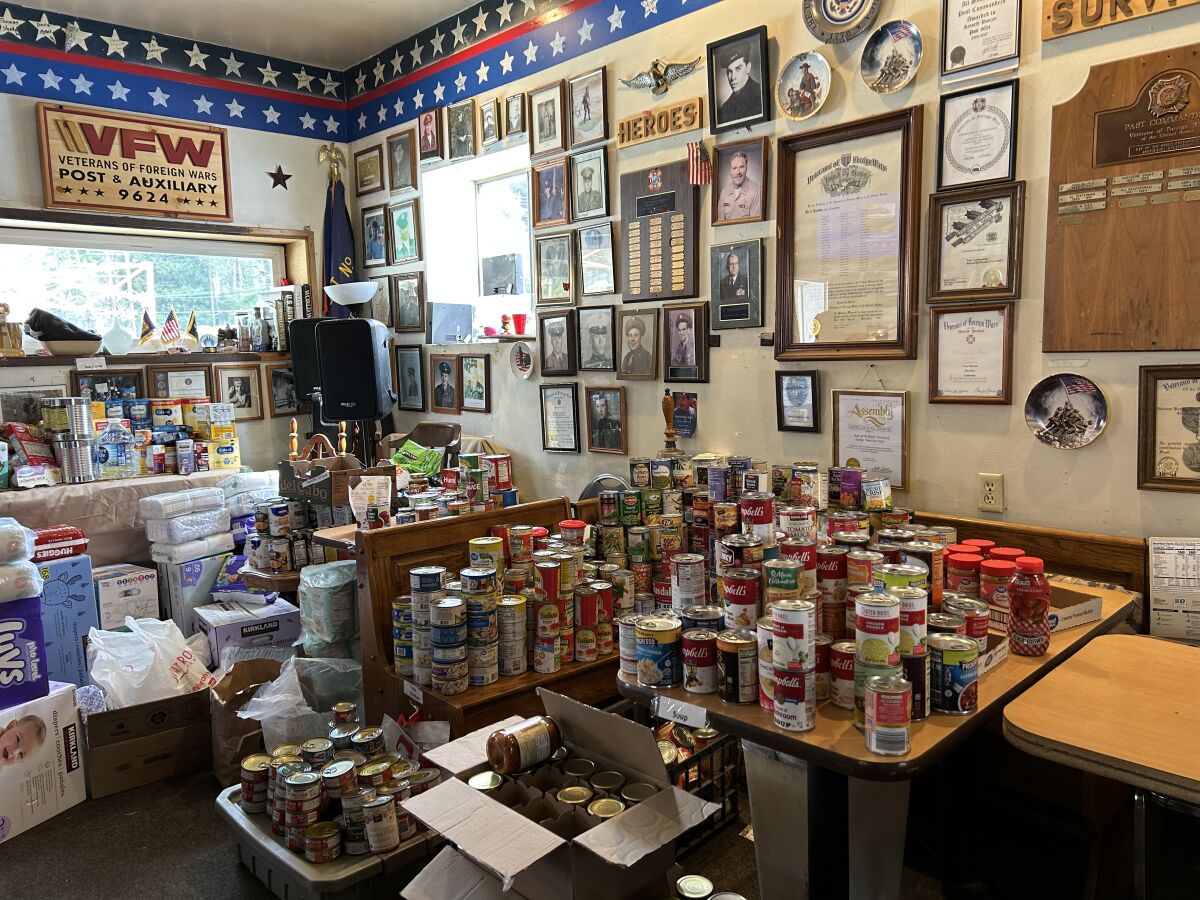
[864,675,912,756]
[888,586,928,656]
[771,599,816,669]
[854,656,902,728]
[831,639,857,709]
[717,629,757,704]
[721,567,761,629]
[739,492,776,548]
[817,546,848,615]
[779,539,818,592]
[855,593,901,666]
[773,666,816,732]
[682,629,718,694]
[847,550,884,587]
[813,633,832,700]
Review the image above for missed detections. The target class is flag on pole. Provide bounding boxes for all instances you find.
[1062,376,1094,395]
[687,140,712,185]
[139,310,156,344]
[159,308,181,344]
[322,169,356,318]
[184,309,200,342]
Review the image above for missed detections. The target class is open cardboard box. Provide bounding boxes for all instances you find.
[986,580,1103,633]
[402,689,719,900]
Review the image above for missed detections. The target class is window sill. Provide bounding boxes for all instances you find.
[0,350,292,367]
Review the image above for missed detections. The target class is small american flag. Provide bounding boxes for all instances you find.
[1062,376,1094,395]
[688,140,712,185]
[891,22,915,42]
[159,308,181,344]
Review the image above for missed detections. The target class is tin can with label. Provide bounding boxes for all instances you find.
[855,592,901,666]
[681,604,723,632]
[902,651,931,721]
[817,546,848,615]
[626,526,650,563]
[629,458,651,489]
[682,629,718,694]
[670,553,708,611]
[597,490,621,526]
[650,458,673,489]
[778,539,818,592]
[771,598,817,669]
[853,656,902,728]
[641,488,664,524]
[773,666,816,732]
[846,550,884,587]
[764,558,804,606]
[268,537,293,574]
[942,597,990,653]
[617,614,641,676]
[864,675,911,756]
[635,615,682,687]
[930,634,979,714]
[876,563,927,594]
[707,465,729,503]
[901,542,944,608]
[718,533,764,574]
[620,490,643,526]
[717,628,757,704]
[928,612,967,635]
[778,506,818,543]
[790,464,821,507]
[739,492,776,548]
[813,633,831,700]
[721,566,761,629]
[533,638,561,674]
[831,639,857,709]
[888,586,928,656]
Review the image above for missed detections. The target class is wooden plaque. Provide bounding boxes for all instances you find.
[620,161,699,303]
[1042,0,1199,41]
[1043,44,1200,352]
[616,97,704,149]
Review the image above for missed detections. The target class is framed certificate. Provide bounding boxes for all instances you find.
[929,302,1013,404]
[540,382,580,453]
[1138,365,1200,493]
[940,0,1021,78]
[775,107,923,361]
[938,79,1018,189]
[832,390,908,489]
[927,181,1024,303]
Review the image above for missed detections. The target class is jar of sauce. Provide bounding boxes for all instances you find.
[486,716,562,775]
[1008,556,1050,657]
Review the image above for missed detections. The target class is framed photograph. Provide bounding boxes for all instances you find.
[568,66,608,148]
[533,157,570,228]
[459,354,491,413]
[529,80,567,159]
[391,272,425,333]
[941,0,1021,78]
[938,79,1019,190]
[429,353,459,413]
[585,386,627,454]
[929,302,1014,404]
[540,382,580,453]
[776,107,923,361]
[663,302,709,383]
[578,222,616,297]
[570,147,608,222]
[707,26,771,134]
[70,369,144,402]
[710,239,763,330]
[617,308,658,381]
[353,144,384,196]
[146,365,212,399]
[712,137,767,225]
[395,346,426,412]
[418,110,443,162]
[388,199,422,265]
[0,384,66,424]
[361,204,388,268]
[832,390,908,489]
[387,130,417,193]
[538,309,577,376]
[480,98,501,147]
[214,365,263,421]
[266,364,308,417]
[577,305,617,371]
[368,275,392,326]
[536,233,573,306]
[448,99,476,161]
[505,93,526,138]
[1139,365,1200,492]
[927,181,1025,303]
[776,371,820,432]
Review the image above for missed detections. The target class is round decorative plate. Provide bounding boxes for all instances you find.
[1024,374,1108,450]
[510,341,535,379]
[860,20,923,95]
[802,0,882,44]
[776,52,832,122]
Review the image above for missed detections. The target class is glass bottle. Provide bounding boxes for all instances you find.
[1007,556,1050,656]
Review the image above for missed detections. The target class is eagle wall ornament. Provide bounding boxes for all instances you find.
[621,58,701,96]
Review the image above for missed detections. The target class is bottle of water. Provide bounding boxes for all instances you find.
[95,420,136,480]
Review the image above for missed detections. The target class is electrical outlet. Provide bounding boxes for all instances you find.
[978,473,1005,513]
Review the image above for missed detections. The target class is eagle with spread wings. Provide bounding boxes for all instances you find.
[620,58,701,96]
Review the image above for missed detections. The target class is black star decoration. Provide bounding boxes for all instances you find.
[267,165,293,189]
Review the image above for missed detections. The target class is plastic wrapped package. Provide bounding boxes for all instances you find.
[237,656,362,748]
[137,487,224,520]
[149,532,236,565]
[224,488,280,517]
[298,560,358,643]
[87,617,216,708]
[0,559,41,602]
[144,508,231,544]
[302,635,358,660]
[0,516,35,564]
[215,641,298,684]
[218,470,278,499]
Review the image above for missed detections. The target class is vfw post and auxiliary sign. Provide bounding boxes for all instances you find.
[36,103,232,221]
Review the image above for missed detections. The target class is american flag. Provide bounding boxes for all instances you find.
[891,22,916,42]
[159,308,180,344]
[1062,375,1095,395]
[688,140,712,185]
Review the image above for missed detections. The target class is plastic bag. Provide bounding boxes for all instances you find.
[237,657,362,748]
[0,517,35,565]
[390,440,443,477]
[144,508,231,544]
[0,560,41,603]
[87,617,217,708]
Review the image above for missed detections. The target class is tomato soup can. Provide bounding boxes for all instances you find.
[902,651,931,721]
[682,629,718,694]
[929,634,979,715]
[717,628,757,704]
[864,675,912,756]
[773,666,816,732]
[854,656,902,728]
[636,615,683,688]
[813,633,832,700]
[779,539,818,592]
[855,593,901,666]
[771,598,817,669]
[888,586,928,656]
[831,640,857,709]
[778,505,818,542]
[942,597,990,653]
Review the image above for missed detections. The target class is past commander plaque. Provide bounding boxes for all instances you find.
[37,103,232,221]
[620,161,698,302]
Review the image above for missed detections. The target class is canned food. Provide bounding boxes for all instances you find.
[682,629,718,694]
[864,675,911,756]
[929,634,979,714]
[928,611,967,635]
[670,553,708,611]
[855,592,901,666]
[533,638,561,674]
[721,567,761,629]
[888,586,928,656]
[771,598,817,668]
[716,628,757,704]
[831,639,857,709]
[813,633,831,700]
[636,615,682,687]
[773,666,816,732]
[902,651,931,722]
[942,597,990,653]
[853,656,902,728]
[350,726,384,758]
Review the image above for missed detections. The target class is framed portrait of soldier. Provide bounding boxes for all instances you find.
[712,137,767,226]
[533,158,570,229]
[536,234,573,306]
[710,239,763,330]
[529,80,567,159]
[586,386,627,454]
[571,147,608,221]
[361,204,387,269]
[480,98,501,147]
[569,66,608,149]
[663,302,709,383]
[459,354,491,413]
[505,93,527,138]
[538,309,577,376]
[448,99,476,161]
[616,307,658,381]
[707,27,771,135]
[368,275,392,326]
[429,354,459,414]
[578,223,616,297]
[387,131,417,193]
[353,145,384,196]
[388,199,422,265]
[577,305,616,372]
[395,346,426,412]
[391,272,424,333]
[418,110,443,162]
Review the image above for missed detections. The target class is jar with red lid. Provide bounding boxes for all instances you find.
[558,520,587,546]
[961,539,995,554]
[1008,556,1050,657]
[945,544,976,557]
[945,553,983,599]
[486,716,562,775]
[989,547,1025,563]
[980,559,1016,611]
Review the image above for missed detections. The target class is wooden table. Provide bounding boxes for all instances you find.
[617,585,1134,900]
[241,567,301,593]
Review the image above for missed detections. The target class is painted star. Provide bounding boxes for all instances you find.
[372,58,385,85]
[394,97,405,115]
[0,9,24,38]
[433,82,446,102]
[78,188,88,196]
[578,19,594,43]
[550,31,565,55]
[226,99,245,118]
[413,89,424,109]
[608,5,625,30]
[430,28,445,56]
[320,72,339,96]
[108,80,129,100]
[259,61,281,86]
[299,112,316,130]
[476,60,490,83]
[263,105,281,124]
[267,165,292,189]
[294,68,314,91]
[390,50,404,75]
[33,14,59,43]
[410,40,424,67]
[356,111,367,129]
[354,70,366,92]
[523,40,538,65]
[149,86,169,107]
[94,190,103,197]
[377,105,387,123]
[63,21,90,51]
[185,42,208,69]
[455,71,467,92]
[500,51,514,74]
[221,52,242,76]
[39,69,61,90]
[69,73,92,94]
[452,18,467,47]
[520,0,537,13]
[325,115,341,133]
[1,64,24,85]
[473,6,489,34]
[101,29,127,56]
[142,36,167,62]
[497,1,514,25]
[641,0,658,16]
[194,95,213,114]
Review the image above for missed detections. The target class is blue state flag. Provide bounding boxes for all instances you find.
[322,174,356,318]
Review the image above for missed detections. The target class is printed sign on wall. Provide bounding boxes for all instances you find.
[37,103,232,221]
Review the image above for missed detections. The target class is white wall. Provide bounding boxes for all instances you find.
[354,3,1200,539]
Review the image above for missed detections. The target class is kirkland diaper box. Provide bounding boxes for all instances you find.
[0,595,49,710]
[36,555,97,686]
[0,682,86,845]
[193,597,301,662]
[158,552,232,637]
[403,689,718,900]
[91,564,160,629]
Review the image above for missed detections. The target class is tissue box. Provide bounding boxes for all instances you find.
[0,595,49,709]
[158,552,232,637]
[36,555,96,686]
[91,564,160,629]
[193,597,301,661]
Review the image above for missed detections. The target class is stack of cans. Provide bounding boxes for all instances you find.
[462,565,499,687]
[340,786,375,855]
[303,821,342,863]
[497,595,527,675]
[430,594,468,695]
[409,565,446,687]
[239,753,271,813]
[392,595,413,676]
[282,771,325,852]
[269,757,309,835]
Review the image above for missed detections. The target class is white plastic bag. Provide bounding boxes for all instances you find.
[87,617,217,708]
[237,657,362,748]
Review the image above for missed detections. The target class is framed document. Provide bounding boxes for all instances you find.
[776,371,820,432]
[940,0,1021,78]
[929,302,1013,404]
[938,79,1018,189]
[540,382,580,452]
[1138,365,1200,493]
[147,365,212,399]
[776,107,923,361]
[832,390,908,489]
[927,181,1024,303]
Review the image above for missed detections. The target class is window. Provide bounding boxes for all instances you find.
[476,172,531,299]
[0,228,284,340]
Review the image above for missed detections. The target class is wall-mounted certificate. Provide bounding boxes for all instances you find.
[1138,365,1200,493]
[929,302,1013,404]
[832,390,908,489]
[540,383,580,452]
[927,181,1025,303]
[941,0,1021,77]
[938,80,1018,189]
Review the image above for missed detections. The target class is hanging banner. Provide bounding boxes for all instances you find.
[37,103,232,221]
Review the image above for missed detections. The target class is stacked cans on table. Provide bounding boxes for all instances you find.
[409,565,447,687]
[430,593,468,695]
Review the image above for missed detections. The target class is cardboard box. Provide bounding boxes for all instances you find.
[0,682,86,845]
[211,437,242,470]
[193,597,301,662]
[402,690,718,900]
[83,687,212,798]
[0,594,49,709]
[36,555,96,686]
[158,552,233,637]
[207,423,238,443]
[1150,608,1200,642]
[987,581,1103,633]
[91,564,160,629]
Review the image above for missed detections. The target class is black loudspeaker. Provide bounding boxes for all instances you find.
[288,318,322,399]
[315,318,395,421]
